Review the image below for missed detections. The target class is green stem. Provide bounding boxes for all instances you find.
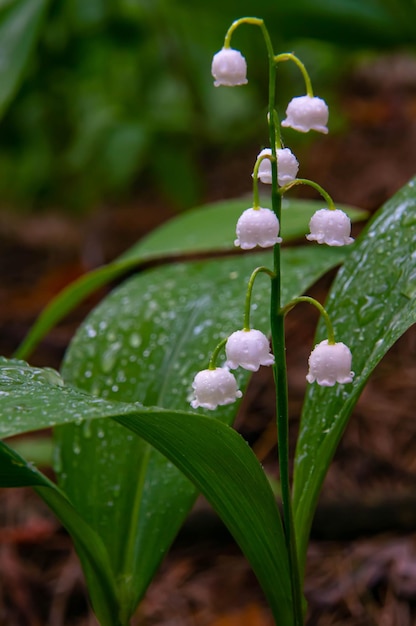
[243,266,275,330]
[222,17,305,624]
[252,153,275,206]
[281,296,335,344]
[223,16,264,47]
[280,178,336,210]
[208,338,227,369]
[274,53,313,96]
[263,26,304,626]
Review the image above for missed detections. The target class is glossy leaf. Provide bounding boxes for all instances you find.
[58,244,348,618]
[0,359,293,625]
[293,177,416,573]
[0,0,50,117]
[119,198,364,262]
[14,198,365,360]
[0,439,121,626]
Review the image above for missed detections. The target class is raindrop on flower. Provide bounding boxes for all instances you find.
[190,368,242,410]
[211,47,248,87]
[235,207,282,250]
[306,340,354,386]
[282,95,329,134]
[306,208,354,246]
[225,329,274,371]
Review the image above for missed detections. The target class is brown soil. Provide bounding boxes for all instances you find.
[0,52,416,625]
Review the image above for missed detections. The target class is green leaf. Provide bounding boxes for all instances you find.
[0,0,51,118]
[0,439,120,626]
[0,359,293,625]
[57,244,348,619]
[14,198,365,361]
[113,411,294,625]
[120,198,364,262]
[293,177,416,574]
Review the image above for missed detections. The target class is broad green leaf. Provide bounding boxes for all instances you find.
[0,439,120,626]
[58,244,348,619]
[14,198,365,361]
[119,198,364,262]
[293,177,416,574]
[0,360,293,625]
[112,410,294,625]
[0,0,51,117]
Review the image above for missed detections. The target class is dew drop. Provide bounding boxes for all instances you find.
[82,419,92,438]
[101,342,121,373]
[129,333,142,348]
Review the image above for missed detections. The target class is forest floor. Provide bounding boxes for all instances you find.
[0,52,416,625]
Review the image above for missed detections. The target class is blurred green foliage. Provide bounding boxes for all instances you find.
[0,0,415,211]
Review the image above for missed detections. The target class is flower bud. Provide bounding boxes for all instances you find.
[306,340,354,386]
[306,208,354,246]
[235,207,282,250]
[190,368,242,410]
[255,147,299,186]
[225,329,275,372]
[211,48,248,87]
[282,95,329,134]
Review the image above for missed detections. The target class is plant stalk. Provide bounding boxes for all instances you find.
[265,25,304,626]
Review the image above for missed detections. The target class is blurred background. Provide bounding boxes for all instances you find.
[0,0,416,624]
[0,0,415,212]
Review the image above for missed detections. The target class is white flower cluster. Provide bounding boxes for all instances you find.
[191,43,355,412]
[191,329,274,410]
[211,47,354,251]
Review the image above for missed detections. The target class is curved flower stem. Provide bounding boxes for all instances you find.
[274,53,313,97]
[208,338,227,369]
[281,296,335,344]
[252,153,275,207]
[243,266,275,330]
[223,16,265,47]
[280,178,336,210]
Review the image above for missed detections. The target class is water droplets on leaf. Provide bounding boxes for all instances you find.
[356,295,385,325]
[129,333,142,348]
[101,342,122,374]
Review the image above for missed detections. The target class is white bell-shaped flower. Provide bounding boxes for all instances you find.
[306,340,354,386]
[255,148,273,184]
[225,329,275,372]
[306,208,354,246]
[235,207,282,250]
[211,47,248,87]
[255,148,299,186]
[190,367,242,410]
[282,95,329,134]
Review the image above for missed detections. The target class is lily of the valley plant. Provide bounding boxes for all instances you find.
[1,14,415,626]
[194,17,355,623]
